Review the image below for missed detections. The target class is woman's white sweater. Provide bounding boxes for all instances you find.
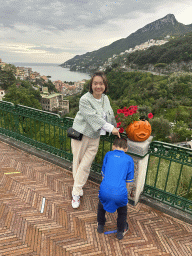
[72,92,116,139]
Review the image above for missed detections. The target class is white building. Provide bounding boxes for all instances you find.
[41,93,69,114]
[0,89,5,101]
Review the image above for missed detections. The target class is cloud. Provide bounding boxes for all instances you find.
[1,0,183,31]
[0,0,192,63]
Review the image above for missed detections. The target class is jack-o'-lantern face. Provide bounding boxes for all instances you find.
[125,121,151,142]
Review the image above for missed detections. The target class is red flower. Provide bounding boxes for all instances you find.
[117,122,121,128]
[148,113,153,119]
[119,127,124,133]
[116,105,140,130]
[129,110,134,115]
[117,109,123,114]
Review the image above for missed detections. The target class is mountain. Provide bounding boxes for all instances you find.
[125,31,192,67]
[60,14,192,74]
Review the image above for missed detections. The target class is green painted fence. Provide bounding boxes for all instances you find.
[143,141,192,214]
[0,100,120,173]
[0,100,191,214]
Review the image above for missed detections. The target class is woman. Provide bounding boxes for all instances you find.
[71,71,120,208]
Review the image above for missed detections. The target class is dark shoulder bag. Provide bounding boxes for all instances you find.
[67,127,83,141]
[67,94,105,141]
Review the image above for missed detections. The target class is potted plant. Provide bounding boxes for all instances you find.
[115,105,153,142]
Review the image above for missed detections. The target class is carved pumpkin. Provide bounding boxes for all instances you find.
[125,120,151,142]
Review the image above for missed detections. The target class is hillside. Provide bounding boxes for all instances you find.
[60,14,192,74]
[64,70,192,142]
[126,32,192,67]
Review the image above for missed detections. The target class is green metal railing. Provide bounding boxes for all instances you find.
[0,101,123,173]
[1,100,192,214]
[143,141,192,214]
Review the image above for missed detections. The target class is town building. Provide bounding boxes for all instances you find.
[41,76,49,83]
[15,67,33,80]
[53,80,69,92]
[29,72,41,82]
[41,93,69,114]
[53,80,85,96]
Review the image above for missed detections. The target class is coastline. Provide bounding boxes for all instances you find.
[10,62,91,82]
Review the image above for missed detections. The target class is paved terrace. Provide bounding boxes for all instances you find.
[0,139,192,256]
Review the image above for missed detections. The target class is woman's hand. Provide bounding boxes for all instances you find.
[112,127,121,138]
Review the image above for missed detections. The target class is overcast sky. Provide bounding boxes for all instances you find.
[1,0,192,64]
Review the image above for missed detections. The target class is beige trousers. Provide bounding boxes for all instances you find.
[71,135,100,196]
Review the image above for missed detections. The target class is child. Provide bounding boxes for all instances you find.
[97,137,134,240]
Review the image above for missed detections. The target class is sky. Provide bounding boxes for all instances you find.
[0,0,192,64]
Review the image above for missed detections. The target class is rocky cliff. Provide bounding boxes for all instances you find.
[60,14,192,74]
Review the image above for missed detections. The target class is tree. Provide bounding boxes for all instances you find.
[0,66,16,90]
[3,84,42,109]
[3,64,16,73]
[46,80,57,93]
[154,63,167,75]
[150,117,171,141]
[175,106,191,123]
[138,106,151,119]
[172,121,192,142]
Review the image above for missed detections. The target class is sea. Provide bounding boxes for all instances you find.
[10,62,91,82]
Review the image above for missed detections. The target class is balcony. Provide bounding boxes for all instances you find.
[0,101,192,255]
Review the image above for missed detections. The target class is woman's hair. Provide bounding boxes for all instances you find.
[89,71,108,94]
[113,138,128,149]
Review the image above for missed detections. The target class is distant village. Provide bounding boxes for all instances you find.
[0,58,87,116]
[0,36,170,114]
[100,36,171,71]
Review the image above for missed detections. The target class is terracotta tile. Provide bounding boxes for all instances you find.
[0,140,192,256]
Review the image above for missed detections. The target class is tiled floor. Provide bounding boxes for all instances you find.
[0,140,192,256]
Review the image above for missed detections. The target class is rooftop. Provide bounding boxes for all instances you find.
[41,93,62,99]
[0,136,191,255]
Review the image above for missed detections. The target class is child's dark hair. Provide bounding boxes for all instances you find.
[113,138,128,149]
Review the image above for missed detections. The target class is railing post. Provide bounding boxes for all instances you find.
[126,136,153,205]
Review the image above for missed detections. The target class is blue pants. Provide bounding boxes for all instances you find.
[97,200,127,232]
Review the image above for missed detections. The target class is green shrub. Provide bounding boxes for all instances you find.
[150,116,171,140]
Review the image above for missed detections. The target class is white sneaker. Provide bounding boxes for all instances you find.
[72,190,83,197]
[72,195,80,208]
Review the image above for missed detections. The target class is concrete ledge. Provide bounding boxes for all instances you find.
[140,195,192,225]
[127,136,153,156]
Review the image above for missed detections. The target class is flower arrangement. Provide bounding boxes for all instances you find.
[115,105,153,133]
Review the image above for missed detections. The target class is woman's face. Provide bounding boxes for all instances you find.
[92,76,105,99]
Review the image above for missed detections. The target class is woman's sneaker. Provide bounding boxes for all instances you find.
[72,195,80,208]
[72,190,83,197]
[117,222,129,240]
